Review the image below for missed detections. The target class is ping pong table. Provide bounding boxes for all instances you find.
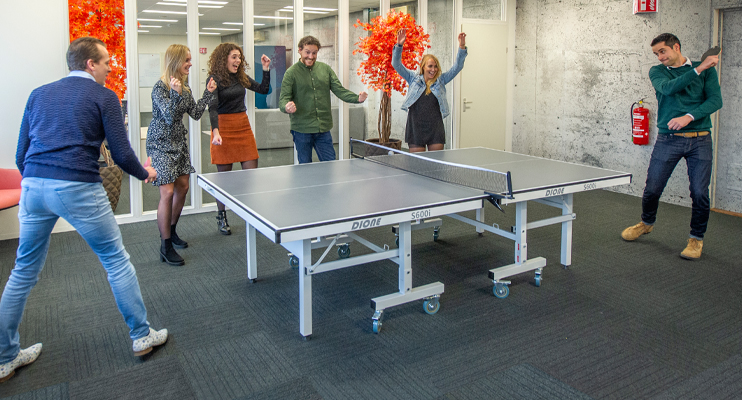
[197,140,631,338]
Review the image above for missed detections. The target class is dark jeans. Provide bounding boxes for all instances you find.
[291,131,335,164]
[641,134,713,239]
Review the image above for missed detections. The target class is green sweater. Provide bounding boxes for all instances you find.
[279,61,361,133]
[648,61,722,135]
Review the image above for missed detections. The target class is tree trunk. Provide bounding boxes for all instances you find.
[377,91,391,143]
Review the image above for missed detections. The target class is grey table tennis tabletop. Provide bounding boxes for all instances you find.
[198,147,630,237]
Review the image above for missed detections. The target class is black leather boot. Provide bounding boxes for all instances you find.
[160,238,185,266]
[216,210,231,235]
[170,224,188,248]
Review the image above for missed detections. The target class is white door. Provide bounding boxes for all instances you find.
[459,21,509,150]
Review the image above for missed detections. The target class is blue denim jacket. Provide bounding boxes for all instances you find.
[392,44,467,119]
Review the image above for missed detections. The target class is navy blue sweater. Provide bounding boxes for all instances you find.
[16,76,148,182]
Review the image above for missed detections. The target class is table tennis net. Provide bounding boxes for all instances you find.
[350,139,512,198]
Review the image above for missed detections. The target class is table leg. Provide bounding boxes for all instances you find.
[514,202,527,264]
[560,194,574,268]
[246,223,257,282]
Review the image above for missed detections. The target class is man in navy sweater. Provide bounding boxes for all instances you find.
[621,33,722,260]
[0,37,168,383]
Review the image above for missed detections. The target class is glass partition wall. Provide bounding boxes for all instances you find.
[122,0,462,220]
[136,0,191,214]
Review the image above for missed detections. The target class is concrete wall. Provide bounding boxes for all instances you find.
[513,0,724,208]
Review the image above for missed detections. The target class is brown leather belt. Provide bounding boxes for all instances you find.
[673,131,710,138]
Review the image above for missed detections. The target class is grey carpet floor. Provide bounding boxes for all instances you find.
[1,189,740,399]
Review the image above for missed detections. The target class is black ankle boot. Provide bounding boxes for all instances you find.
[216,210,231,235]
[170,224,188,248]
[160,238,185,266]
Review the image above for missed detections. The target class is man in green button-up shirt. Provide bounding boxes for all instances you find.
[279,35,368,163]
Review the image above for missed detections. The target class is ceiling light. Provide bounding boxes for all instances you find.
[137,18,178,22]
[278,9,329,14]
[142,10,187,15]
[199,32,220,35]
[138,30,150,33]
[254,15,293,20]
[253,23,265,26]
[203,27,240,31]
[223,22,243,25]
[158,3,223,8]
[283,6,337,11]
[138,25,162,28]
[163,0,228,3]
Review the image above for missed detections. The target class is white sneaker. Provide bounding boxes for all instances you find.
[132,328,168,356]
[0,343,42,383]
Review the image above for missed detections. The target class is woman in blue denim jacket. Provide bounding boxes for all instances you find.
[392,29,467,152]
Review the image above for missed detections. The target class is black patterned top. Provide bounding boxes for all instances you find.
[146,80,213,186]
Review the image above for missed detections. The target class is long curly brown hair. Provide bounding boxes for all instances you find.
[207,42,252,88]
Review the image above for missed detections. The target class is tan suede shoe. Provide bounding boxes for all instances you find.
[621,221,653,241]
[680,238,703,260]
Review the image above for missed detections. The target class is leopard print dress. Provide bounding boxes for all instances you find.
[146,80,213,186]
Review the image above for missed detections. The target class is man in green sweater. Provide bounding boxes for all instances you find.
[621,33,722,260]
[279,36,368,163]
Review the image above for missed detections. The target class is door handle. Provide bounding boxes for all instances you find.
[463,97,473,112]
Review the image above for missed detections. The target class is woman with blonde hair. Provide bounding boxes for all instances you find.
[146,44,217,265]
[392,29,467,152]
[207,43,270,235]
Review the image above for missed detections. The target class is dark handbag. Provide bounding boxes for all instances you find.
[99,143,123,211]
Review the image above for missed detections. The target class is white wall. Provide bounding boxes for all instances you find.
[0,0,69,240]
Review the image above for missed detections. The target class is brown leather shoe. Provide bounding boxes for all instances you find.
[680,238,703,260]
[621,221,653,241]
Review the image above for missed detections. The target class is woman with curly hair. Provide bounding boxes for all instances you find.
[147,44,217,265]
[207,43,271,235]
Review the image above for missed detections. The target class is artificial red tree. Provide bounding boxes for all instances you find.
[354,10,430,145]
[69,0,127,100]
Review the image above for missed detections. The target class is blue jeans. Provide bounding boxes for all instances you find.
[291,131,336,164]
[641,134,713,239]
[0,178,150,363]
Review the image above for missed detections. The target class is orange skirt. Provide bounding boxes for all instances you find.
[210,112,259,164]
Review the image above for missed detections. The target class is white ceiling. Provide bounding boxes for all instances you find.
[136,0,380,36]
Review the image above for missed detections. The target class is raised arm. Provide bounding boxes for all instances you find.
[688,66,723,121]
[391,29,417,83]
[186,77,216,120]
[439,33,468,84]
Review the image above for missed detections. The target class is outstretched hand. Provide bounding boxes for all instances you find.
[358,92,368,103]
[458,32,467,49]
[261,54,271,71]
[397,29,406,46]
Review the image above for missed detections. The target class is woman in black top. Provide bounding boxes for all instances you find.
[207,43,270,234]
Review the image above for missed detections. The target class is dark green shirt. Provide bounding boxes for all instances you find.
[648,60,722,135]
[279,61,361,133]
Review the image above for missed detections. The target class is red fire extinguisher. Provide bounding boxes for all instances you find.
[631,99,650,145]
